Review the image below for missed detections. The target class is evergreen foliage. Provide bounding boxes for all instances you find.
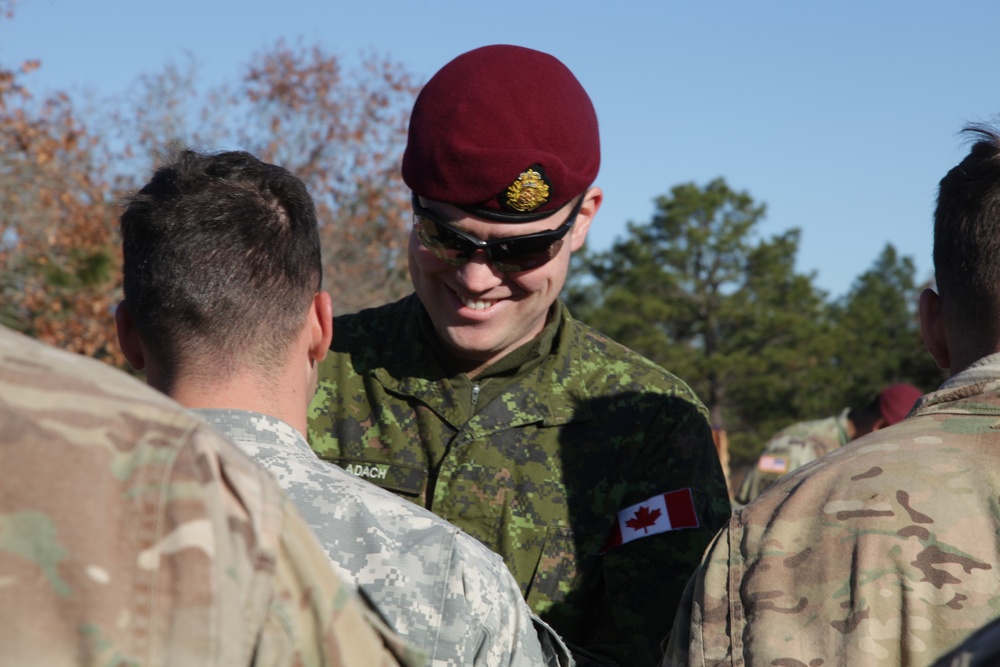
[566,179,939,463]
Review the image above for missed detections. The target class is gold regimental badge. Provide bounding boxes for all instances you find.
[505,168,550,212]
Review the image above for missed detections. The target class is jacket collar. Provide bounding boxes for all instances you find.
[373,297,591,427]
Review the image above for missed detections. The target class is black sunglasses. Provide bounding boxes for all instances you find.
[412,194,582,273]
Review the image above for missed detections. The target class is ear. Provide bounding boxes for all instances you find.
[307,291,334,364]
[919,287,950,371]
[115,301,147,371]
[569,186,603,252]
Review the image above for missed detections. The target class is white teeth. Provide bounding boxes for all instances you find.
[461,297,494,310]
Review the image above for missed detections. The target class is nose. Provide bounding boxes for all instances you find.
[454,251,504,292]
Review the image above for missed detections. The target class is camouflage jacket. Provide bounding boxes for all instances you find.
[0,326,417,667]
[309,295,733,667]
[193,408,571,667]
[664,354,1000,667]
[734,408,850,505]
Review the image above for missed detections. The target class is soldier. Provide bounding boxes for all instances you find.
[664,124,1000,666]
[114,148,569,666]
[735,383,923,504]
[0,326,414,666]
[307,44,732,666]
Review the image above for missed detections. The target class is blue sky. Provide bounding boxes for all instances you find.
[5,0,1000,298]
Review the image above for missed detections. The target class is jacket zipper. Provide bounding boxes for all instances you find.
[471,382,481,410]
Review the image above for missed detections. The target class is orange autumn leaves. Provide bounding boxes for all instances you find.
[2,6,420,366]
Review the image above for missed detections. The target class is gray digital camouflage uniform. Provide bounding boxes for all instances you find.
[664,352,1000,667]
[193,408,571,667]
[734,408,851,505]
[308,295,733,666]
[0,326,419,667]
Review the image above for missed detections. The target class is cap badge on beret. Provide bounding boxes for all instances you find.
[504,166,551,213]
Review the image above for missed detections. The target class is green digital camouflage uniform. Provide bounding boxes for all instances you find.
[734,408,850,505]
[309,295,733,666]
[664,353,1000,667]
[0,326,420,667]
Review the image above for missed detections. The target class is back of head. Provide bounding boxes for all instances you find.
[933,125,1000,349]
[402,44,600,221]
[120,149,321,386]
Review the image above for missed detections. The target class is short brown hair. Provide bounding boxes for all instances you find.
[933,125,1000,349]
[120,149,322,387]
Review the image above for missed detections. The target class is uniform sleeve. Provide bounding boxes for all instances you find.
[734,433,791,505]
[255,499,425,667]
[661,521,738,667]
[473,556,574,667]
[576,398,733,666]
[734,460,761,506]
[198,422,423,667]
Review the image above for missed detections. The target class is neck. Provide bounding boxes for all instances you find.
[156,362,311,437]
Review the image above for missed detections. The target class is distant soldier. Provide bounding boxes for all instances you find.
[307,43,732,667]
[664,124,1000,666]
[114,148,569,666]
[0,326,414,667]
[735,383,923,504]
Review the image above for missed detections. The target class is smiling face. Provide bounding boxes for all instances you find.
[409,188,601,376]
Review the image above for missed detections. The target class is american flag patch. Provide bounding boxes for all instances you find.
[757,454,789,474]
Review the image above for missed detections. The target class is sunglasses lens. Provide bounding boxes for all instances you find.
[489,237,566,272]
[414,209,572,273]
[415,216,474,265]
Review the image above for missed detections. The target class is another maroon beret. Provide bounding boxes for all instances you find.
[402,44,600,222]
[878,383,923,425]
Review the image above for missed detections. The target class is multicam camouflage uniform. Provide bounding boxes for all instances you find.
[308,295,733,666]
[0,326,418,667]
[193,408,571,667]
[664,353,1000,667]
[734,408,851,505]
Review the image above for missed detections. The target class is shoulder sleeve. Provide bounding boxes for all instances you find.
[662,516,739,667]
[257,499,422,666]
[455,535,574,666]
[584,393,732,665]
[197,426,423,667]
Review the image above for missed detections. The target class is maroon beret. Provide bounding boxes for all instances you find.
[402,44,600,222]
[878,383,923,425]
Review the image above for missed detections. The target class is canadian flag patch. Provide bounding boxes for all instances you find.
[600,488,700,553]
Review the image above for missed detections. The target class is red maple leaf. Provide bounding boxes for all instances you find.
[625,505,662,534]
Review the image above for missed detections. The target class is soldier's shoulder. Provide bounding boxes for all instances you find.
[763,414,841,449]
[561,312,705,407]
[332,295,417,348]
[0,328,317,663]
[751,412,985,517]
[0,326,213,451]
[2,326,174,409]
